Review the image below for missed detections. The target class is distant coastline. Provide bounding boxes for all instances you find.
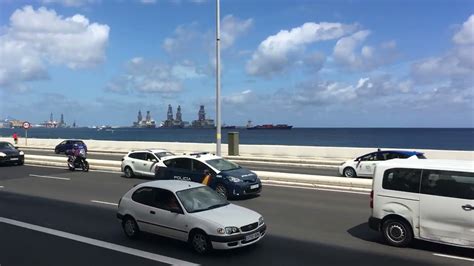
[0,127,473,151]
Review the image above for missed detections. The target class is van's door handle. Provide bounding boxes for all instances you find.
[462,204,473,211]
[150,210,156,214]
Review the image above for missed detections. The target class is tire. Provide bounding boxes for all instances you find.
[82,161,89,172]
[382,218,413,247]
[17,160,24,166]
[68,163,75,171]
[343,167,357,178]
[215,183,228,199]
[124,166,134,178]
[189,230,212,254]
[122,216,140,239]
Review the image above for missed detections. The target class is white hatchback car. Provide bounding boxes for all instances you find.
[121,149,174,178]
[117,180,266,253]
[339,150,426,178]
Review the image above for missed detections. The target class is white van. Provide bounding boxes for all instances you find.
[369,159,473,248]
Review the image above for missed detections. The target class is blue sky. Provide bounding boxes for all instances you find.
[0,0,473,127]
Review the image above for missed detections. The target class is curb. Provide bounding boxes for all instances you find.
[25,154,372,189]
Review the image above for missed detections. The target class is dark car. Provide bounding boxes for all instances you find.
[0,141,24,165]
[155,153,262,199]
[54,140,87,154]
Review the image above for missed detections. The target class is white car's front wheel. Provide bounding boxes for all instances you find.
[343,167,357,178]
[190,230,212,254]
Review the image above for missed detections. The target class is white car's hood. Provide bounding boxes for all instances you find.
[191,203,261,227]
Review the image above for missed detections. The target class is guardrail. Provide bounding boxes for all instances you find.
[24,154,371,190]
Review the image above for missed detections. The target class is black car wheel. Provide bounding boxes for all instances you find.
[215,184,228,199]
[122,216,140,239]
[343,167,357,178]
[124,167,134,178]
[382,218,413,247]
[189,230,212,254]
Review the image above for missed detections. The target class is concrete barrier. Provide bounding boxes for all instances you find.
[3,137,473,161]
[24,154,372,189]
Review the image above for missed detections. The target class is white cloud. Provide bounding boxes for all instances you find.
[333,30,398,71]
[411,14,474,85]
[0,6,110,90]
[106,58,203,95]
[223,89,256,105]
[453,14,474,45]
[41,0,99,7]
[246,22,357,77]
[220,15,253,49]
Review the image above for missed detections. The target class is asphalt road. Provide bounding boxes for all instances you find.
[0,165,472,266]
[22,148,341,176]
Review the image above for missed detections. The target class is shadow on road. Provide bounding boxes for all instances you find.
[348,222,474,260]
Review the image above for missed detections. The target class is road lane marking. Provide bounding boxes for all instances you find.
[25,164,121,174]
[29,174,70,181]
[0,217,199,266]
[0,186,4,189]
[91,200,118,206]
[433,253,474,262]
[262,181,370,195]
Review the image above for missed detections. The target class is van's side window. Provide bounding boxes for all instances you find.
[420,170,474,200]
[382,168,422,193]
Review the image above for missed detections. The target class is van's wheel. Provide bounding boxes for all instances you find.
[122,216,140,239]
[215,184,228,199]
[343,167,357,178]
[189,230,212,254]
[382,218,413,247]
[124,167,134,178]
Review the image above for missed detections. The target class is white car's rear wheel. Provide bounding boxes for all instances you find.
[124,167,134,178]
[122,216,140,239]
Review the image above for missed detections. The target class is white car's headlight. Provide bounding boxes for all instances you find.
[227,176,242,183]
[259,216,264,226]
[19,151,24,155]
[225,226,239,234]
[0,152,6,157]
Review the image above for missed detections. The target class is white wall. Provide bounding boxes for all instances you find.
[1,137,473,161]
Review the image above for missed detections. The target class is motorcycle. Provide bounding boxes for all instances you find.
[67,156,89,172]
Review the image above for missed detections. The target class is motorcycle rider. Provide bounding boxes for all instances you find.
[67,143,87,168]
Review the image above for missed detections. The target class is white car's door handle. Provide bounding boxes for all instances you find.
[462,204,473,211]
[150,210,156,215]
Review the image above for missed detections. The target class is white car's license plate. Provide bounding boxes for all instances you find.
[245,232,260,241]
[250,184,259,189]
[10,158,18,161]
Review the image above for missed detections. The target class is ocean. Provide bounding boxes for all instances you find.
[0,128,473,151]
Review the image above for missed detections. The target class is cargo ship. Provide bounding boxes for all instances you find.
[246,121,292,130]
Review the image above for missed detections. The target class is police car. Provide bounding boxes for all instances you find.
[339,150,426,178]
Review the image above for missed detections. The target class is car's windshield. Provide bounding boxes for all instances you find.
[155,152,174,159]
[206,158,240,171]
[0,142,15,149]
[416,154,427,159]
[176,186,229,213]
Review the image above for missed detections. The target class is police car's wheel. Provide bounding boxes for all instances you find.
[382,218,413,247]
[190,231,211,254]
[124,167,134,178]
[215,184,228,199]
[122,216,140,239]
[343,167,357,178]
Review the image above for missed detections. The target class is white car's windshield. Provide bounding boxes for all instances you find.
[154,152,174,159]
[176,186,229,213]
[206,158,240,171]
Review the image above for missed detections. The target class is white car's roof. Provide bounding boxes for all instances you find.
[128,149,170,154]
[377,159,474,172]
[137,180,204,192]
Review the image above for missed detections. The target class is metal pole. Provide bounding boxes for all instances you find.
[216,0,221,156]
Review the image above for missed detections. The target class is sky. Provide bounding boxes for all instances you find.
[0,0,473,127]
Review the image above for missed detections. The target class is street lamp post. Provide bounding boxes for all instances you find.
[215,0,221,156]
